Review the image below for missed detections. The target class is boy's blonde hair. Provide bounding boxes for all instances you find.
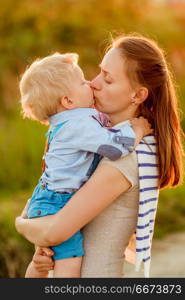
[19,52,79,122]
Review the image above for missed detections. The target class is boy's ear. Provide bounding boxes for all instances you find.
[60,96,75,109]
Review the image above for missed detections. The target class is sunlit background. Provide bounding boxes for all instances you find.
[0,0,185,277]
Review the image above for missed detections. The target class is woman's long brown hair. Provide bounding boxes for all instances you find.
[112,34,184,189]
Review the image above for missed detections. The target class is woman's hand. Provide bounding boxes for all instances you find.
[15,214,54,246]
[15,216,24,234]
[20,199,31,218]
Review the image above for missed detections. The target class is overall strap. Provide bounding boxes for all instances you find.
[41,121,68,173]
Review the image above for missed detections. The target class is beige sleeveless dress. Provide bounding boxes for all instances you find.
[81,151,139,277]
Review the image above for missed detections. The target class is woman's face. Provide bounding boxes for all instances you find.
[91,47,135,115]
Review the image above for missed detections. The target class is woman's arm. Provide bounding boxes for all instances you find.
[15,163,131,246]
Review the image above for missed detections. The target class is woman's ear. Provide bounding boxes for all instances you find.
[60,96,75,109]
[133,87,148,105]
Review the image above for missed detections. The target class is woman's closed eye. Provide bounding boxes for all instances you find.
[99,68,113,84]
[104,78,112,84]
[103,73,113,84]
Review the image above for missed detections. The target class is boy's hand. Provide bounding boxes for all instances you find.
[31,247,54,274]
[130,116,153,147]
[131,116,153,137]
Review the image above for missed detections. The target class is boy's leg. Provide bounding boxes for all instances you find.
[25,261,49,278]
[51,229,84,278]
[53,256,82,278]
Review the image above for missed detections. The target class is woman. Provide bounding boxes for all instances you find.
[15,34,184,278]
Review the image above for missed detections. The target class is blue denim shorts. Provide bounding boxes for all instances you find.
[27,181,85,260]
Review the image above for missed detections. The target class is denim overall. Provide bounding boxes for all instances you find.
[27,121,99,260]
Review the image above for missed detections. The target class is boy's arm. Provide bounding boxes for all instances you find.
[59,116,151,161]
[58,117,134,161]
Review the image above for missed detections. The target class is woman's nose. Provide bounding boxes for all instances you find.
[90,76,101,90]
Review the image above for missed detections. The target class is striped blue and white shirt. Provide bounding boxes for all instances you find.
[109,119,159,277]
[135,135,159,277]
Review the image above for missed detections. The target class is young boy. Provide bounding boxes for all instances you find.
[18,52,151,278]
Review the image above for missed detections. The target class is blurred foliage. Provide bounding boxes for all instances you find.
[155,185,185,238]
[0,191,34,277]
[0,0,185,277]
